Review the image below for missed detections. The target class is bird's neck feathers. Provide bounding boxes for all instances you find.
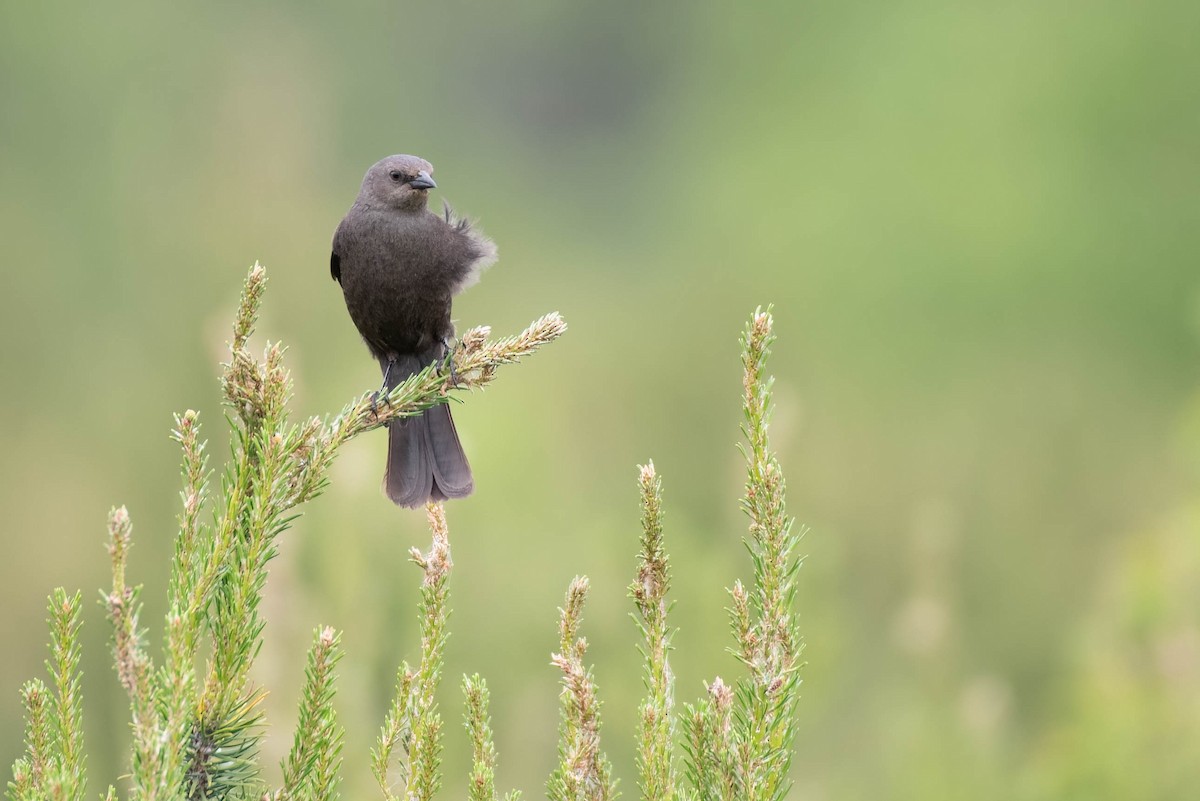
[397,194,429,213]
[356,192,428,214]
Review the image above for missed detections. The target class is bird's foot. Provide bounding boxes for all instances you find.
[440,339,459,387]
[372,357,397,416]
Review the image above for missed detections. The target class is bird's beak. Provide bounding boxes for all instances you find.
[409,171,437,190]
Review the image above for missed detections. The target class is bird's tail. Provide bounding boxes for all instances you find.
[382,356,474,508]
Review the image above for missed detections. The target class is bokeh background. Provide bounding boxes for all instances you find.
[2,1,1199,798]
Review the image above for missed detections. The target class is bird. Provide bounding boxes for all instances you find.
[331,154,497,507]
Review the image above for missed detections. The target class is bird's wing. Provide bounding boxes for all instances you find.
[330,219,346,283]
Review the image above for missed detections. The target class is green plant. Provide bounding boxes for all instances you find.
[7,267,805,801]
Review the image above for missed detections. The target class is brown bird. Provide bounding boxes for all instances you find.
[331,155,497,507]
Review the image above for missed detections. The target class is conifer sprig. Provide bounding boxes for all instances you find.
[631,462,677,801]
[8,286,809,801]
[373,502,454,801]
[681,679,737,801]
[276,627,345,801]
[730,308,803,801]
[48,590,86,801]
[463,675,521,801]
[8,592,87,801]
[8,680,50,801]
[11,262,564,801]
[548,577,617,801]
[463,675,497,801]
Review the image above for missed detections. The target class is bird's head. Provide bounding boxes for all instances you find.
[360,154,437,211]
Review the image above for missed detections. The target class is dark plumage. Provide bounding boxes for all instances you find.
[332,155,497,507]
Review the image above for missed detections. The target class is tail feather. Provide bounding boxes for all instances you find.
[381,356,473,508]
[425,403,474,497]
[383,416,428,507]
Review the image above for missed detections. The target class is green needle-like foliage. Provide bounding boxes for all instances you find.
[9,680,50,801]
[8,591,87,801]
[372,503,459,801]
[630,462,677,801]
[680,307,804,801]
[463,674,522,801]
[276,627,345,801]
[372,503,454,801]
[463,675,497,801]
[730,308,804,801]
[372,664,414,800]
[680,308,803,801]
[8,284,807,801]
[49,590,86,801]
[548,577,618,801]
[681,678,737,801]
[13,262,565,801]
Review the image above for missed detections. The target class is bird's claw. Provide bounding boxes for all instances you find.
[372,357,397,418]
[441,339,459,387]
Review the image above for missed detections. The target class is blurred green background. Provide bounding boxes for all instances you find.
[2,0,1198,798]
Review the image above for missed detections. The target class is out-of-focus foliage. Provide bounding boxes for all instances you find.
[0,0,1196,798]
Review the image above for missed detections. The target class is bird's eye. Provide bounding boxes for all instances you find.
[389,171,403,182]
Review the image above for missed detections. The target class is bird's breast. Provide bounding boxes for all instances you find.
[337,213,454,355]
